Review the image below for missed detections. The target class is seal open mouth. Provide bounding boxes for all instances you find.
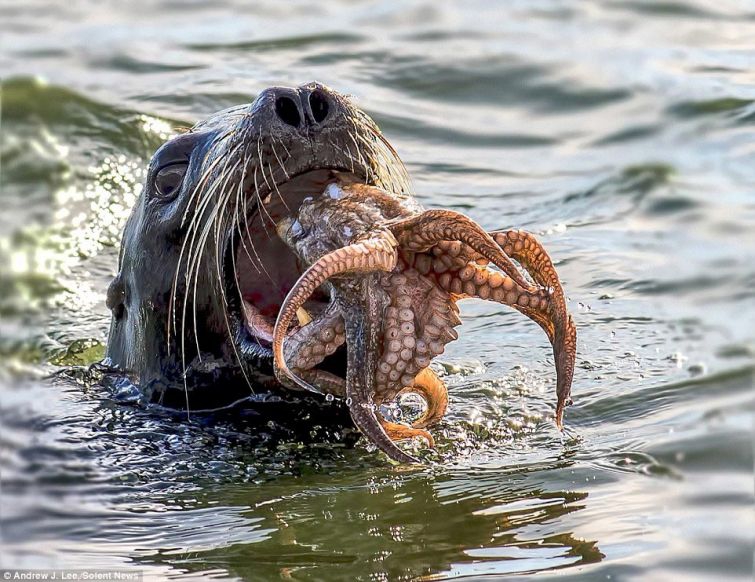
[227,169,367,361]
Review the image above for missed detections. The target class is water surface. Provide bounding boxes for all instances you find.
[1,1,753,580]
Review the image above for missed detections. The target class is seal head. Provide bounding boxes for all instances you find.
[106,83,411,404]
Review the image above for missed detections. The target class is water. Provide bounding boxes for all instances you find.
[1,1,754,579]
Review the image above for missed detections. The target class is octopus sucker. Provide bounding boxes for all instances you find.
[271,179,576,462]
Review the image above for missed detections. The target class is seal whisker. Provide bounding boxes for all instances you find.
[331,139,357,175]
[172,137,240,304]
[346,129,374,185]
[186,161,239,365]
[168,134,239,355]
[355,132,389,187]
[270,138,290,181]
[208,164,257,395]
[239,164,277,291]
[252,165,276,235]
[353,119,406,193]
[256,135,276,208]
[273,136,292,162]
[234,161,263,275]
[241,187,274,280]
[268,162,291,214]
[179,131,237,227]
[179,151,240,368]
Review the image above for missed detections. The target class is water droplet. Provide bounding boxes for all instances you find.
[345,397,352,406]
[325,393,334,402]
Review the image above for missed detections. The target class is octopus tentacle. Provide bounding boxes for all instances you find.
[388,210,535,292]
[295,366,435,449]
[491,230,576,427]
[492,230,561,291]
[402,367,448,429]
[435,263,547,309]
[282,303,345,378]
[294,368,348,398]
[426,229,577,427]
[272,236,398,392]
[379,419,435,447]
[376,270,461,399]
[344,299,420,464]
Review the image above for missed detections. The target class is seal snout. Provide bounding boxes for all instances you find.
[260,83,336,132]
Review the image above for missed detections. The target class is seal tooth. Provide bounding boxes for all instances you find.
[296,307,313,326]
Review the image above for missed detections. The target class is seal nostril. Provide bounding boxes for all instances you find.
[275,96,301,127]
[309,90,329,124]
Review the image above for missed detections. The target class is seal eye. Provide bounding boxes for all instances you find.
[154,163,188,200]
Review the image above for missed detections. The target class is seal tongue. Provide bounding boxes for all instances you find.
[343,281,419,464]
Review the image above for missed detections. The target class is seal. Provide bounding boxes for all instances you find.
[106,83,412,407]
[106,82,576,461]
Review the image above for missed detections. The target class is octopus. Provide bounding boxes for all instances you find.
[271,177,576,463]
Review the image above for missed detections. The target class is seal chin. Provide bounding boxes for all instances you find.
[225,167,367,369]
